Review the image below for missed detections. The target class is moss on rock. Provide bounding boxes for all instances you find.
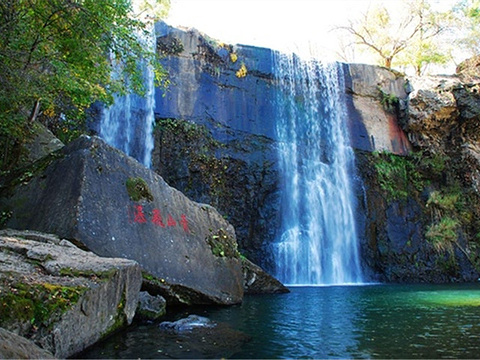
[0,279,86,331]
[125,177,154,202]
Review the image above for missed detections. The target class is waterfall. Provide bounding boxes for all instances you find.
[273,52,363,286]
[98,26,156,168]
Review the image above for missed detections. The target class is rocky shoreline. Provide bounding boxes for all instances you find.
[0,228,287,358]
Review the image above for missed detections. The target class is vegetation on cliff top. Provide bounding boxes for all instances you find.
[337,0,480,75]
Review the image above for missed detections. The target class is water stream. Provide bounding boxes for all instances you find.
[98,26,156,168]
[272,53,362,285]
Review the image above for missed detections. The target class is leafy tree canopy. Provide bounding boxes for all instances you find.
[452,0,480,56]
[0,0,169,169]
[336,0,451,74]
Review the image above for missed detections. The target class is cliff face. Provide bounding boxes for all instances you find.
[153,23,280,268]
[152,23,480,282]
[353,69,480,282]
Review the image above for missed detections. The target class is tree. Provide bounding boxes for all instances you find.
[0,0,169,170]
[452,0,480,56]
[336,0,449,73]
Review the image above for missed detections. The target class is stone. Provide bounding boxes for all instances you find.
[157,315,251,358]
[159,315,215,333]
[0,230,142,358]
[136,291,166,321]
[456,55,480,80]
[242,258,289,294]
[0,328,55,359]
[152,24,282,271]
[1,135,244,306]
[24,121,64,164]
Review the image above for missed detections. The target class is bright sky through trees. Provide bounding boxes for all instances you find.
[167,0,458,70]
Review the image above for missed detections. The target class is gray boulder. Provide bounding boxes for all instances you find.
[159,315,215,333]
[24,121,64,164]
[1,135,244,305]
[136,291,166,321]
[242,258,289,294]
[0,328,55,359]
[0,230,142,358]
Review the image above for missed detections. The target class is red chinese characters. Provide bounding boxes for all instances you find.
[151,209,165,227]
[133,205,147,224]
[128,205,189,233]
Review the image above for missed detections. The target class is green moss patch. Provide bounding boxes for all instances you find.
[126,177,153,202]
[59,267,117,281]
[206,228,239,258]
[0,279,86,330]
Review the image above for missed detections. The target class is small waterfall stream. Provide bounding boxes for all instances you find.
[273,52,363,285]
[99,26,156,168]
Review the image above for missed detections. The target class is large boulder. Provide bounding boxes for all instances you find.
[1,135,244,305]
[0,229,142,358]
[24,121,64,164]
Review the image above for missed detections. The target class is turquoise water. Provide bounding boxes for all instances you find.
[81,284,480,359]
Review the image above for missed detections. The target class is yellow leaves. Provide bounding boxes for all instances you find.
[235,63,247,78]
[230,52,238,63]
[43,107,55,117]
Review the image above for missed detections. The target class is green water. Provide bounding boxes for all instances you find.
[81,284,480,359]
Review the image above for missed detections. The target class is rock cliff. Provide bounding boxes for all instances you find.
[151,23,480,282]
[354,68,480,282]
[153,23,280,268]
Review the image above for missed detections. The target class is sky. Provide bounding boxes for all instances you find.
[166,0,375,59]
[165,0,458,70]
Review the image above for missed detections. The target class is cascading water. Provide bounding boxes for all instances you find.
[273,52,363,286]
[99,26,156,168]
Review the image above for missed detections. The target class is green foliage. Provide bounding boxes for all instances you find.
[338,0,450,72]
[453,0,480,56]
[427,190,461,213]
[126,177,154,202]
[426,217,459,254]
[155,118,229,204]
[413,150,446,174]
[396,38,449,76]
[378,87,399,112]
[157,36,184,56]
[206,228,239,258]
[0,0,170,171]
[373,151,424,201]
[59,267,117,281]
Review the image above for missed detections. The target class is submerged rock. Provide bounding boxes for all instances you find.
[1,135,244,305]
[0,229,142,358]
[157,315,251,358]
[136,291,167,321]
[159,315,216,333]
